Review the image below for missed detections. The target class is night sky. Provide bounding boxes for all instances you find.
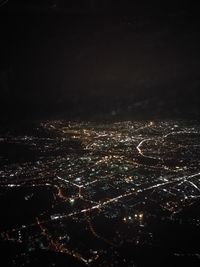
[0,1,200,120]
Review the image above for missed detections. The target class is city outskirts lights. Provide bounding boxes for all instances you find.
[123,213,144,222]
[125,176,134,183]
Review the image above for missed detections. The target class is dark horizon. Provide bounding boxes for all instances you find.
[1,1,200,121]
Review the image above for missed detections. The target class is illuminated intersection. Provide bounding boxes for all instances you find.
[0,120,200,266]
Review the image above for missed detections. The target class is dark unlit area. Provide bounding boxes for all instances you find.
[0,2,200,120]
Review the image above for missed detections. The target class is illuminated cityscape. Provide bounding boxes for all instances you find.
[0,120,200,266]
[1,0,200,266]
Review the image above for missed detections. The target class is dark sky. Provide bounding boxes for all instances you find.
[0,1,200,120]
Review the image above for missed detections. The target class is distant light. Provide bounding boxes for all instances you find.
[139,213,143,219]
[69,198,75,204]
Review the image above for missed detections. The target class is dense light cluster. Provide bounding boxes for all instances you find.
[0,120,200,266]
